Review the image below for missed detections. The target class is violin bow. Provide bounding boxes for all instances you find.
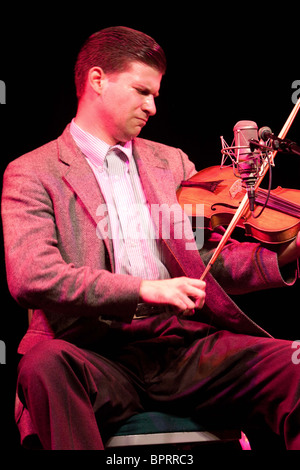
[200,96,300,281]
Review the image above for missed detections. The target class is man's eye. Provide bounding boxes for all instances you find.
[136,88,149,96]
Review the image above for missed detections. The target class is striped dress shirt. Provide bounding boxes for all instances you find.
[70,119,170,280]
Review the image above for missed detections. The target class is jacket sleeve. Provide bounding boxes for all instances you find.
[199,226,298,294]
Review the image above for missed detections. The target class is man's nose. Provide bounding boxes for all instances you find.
[143,95,156,116]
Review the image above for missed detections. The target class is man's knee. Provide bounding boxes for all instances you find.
[18,339,75,386]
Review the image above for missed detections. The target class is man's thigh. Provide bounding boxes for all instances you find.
[116,330,299,429]
[18,339,145,438]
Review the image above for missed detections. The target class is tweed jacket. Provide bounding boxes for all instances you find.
[2,125,294,356]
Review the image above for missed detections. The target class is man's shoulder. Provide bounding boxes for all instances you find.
[4,139,58,179]
[133,136,179,154]
[133,137,196,179]
[133,137,186,167]
[4,124,74,172]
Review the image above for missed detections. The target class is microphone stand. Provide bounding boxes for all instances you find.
[273,138,300,156]
[200,96,300,281]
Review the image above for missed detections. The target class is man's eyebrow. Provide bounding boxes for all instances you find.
[135,85,160,98]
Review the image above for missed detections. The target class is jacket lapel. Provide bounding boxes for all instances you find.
[57,126,115,261]
[133,139,204,279]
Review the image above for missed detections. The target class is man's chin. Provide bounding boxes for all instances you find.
[122,128,143,142]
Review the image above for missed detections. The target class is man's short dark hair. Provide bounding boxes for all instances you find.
[74,26,167,99]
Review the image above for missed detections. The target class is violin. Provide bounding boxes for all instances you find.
[177,165,300,245]
[177,97,300,281]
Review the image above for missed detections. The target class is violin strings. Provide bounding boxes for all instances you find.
[256,189,300,218]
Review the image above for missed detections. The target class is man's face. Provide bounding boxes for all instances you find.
[98,61,162,145]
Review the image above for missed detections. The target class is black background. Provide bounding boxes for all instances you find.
[1,5,300,450]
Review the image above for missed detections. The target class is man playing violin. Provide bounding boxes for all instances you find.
[2,26,300,450]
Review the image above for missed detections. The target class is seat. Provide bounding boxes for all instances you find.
[105,411,251,450]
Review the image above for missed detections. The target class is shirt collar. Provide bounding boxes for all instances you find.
[70,118,132,168]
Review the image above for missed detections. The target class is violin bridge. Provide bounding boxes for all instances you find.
[229,179,243,199]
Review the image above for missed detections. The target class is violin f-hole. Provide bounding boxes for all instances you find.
[211,202,240,211]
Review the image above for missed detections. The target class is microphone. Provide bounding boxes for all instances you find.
[259,126,300,156]
[258,126,273,142]
[233,120,262,211]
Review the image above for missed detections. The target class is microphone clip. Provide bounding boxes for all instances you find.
[249,139,273,153]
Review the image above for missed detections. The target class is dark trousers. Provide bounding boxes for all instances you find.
[17,313,300,450]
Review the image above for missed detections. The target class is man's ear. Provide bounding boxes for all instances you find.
[87,66,106,95]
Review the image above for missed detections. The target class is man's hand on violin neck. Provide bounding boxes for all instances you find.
[139,277,206,313]
[277,231,300,267]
